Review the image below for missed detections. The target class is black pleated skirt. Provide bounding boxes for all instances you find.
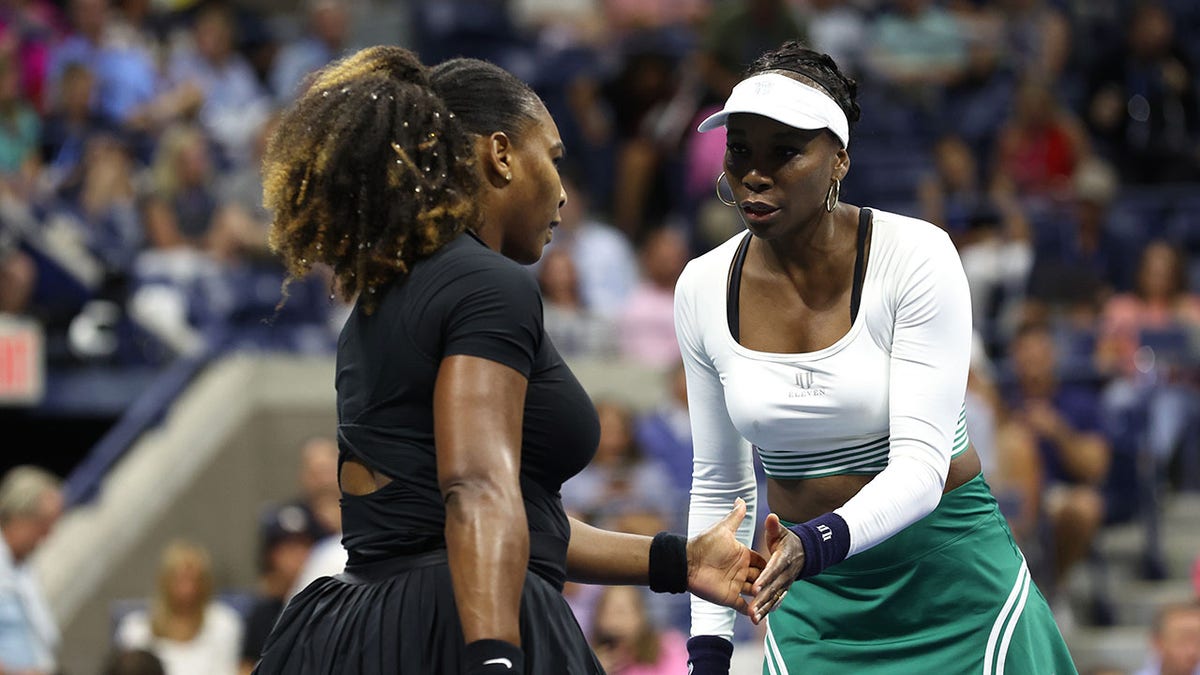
[252,549,603,675]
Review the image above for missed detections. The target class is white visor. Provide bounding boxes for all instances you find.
[697,73,850,147]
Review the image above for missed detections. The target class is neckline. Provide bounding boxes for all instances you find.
[724,208,875,361]
[463,228,488,247]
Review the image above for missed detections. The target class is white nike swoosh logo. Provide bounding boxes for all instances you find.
[482,657,514,669]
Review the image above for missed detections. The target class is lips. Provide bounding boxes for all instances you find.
[741,200,780,222]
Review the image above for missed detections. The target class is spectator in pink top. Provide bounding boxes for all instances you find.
[618,227,688,368]
[1098,240,1200,469]
[590,586,689,675]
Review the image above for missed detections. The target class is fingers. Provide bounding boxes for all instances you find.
[719,497,747,530]
[750,587,789,624]
[730,594,751,617]
[762,513,783,545]
[748,549,768,570]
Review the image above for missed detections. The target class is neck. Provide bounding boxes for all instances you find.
[471,190,505,253]
[757,205,857,288]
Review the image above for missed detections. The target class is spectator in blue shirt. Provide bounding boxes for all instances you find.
[0,466,63,675]
[1004,322,1111,594]
[270,0,349,104]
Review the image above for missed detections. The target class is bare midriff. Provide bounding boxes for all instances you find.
[340,457,394,496]
[766,445,982,524]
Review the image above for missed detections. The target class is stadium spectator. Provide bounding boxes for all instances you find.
[997,0,1071,83]
[47,0,158,127]
[1097,241,1200,483]
[270,0,349,103]
[618,227,688,368]
[0,0,66,111]
[115,540,243,675]
[634,362,693,498]
[991,76,1089,198]
[38,61,114,183]
[1005,323,1111,593]
[864,0,969,99]
[537,247,618,359]
[1085,2,1200,184]
[164,4,270,167]
[699,0,806,103]
[793,0,864,76]
[0,465,63,675]
[1132,603,1200,675]
[1025,157,1134,319]
[239,506,315,674]
[957,205,1034,348]
[918,134,987,236]
[1096,241,1200,379]
[563,400,681,536]
[0,54,39,180]
[545,168,637,318]
[0,231,35,315]
[589,585,689,675]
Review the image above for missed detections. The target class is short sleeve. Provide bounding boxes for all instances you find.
[440,262,544,377]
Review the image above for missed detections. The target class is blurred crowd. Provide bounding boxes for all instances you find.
[2,0,1200,673]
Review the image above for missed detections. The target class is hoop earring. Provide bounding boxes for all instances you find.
[825,179,841,213]
[715,172,737,207]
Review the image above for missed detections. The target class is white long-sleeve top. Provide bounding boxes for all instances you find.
[673,208,972,639]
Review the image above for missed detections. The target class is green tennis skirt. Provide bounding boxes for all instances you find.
[765,473,1076,674]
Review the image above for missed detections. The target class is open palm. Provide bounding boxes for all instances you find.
[685,498,766,616]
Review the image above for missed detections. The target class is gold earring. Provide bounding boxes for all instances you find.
[715,172,736,207]
[825,179,841,213]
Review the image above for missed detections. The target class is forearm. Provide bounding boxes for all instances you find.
[444,482,529,645]
[565,517,650,585]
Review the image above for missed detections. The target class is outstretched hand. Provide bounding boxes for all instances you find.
[748,513,805,623]
[685,498,767,618]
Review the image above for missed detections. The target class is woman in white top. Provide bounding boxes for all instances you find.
[676,41,1076,674]
[116,540,243,675]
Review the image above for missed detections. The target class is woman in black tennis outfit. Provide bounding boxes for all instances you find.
[252,47,763,675]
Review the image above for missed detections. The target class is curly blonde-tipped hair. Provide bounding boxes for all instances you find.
[263,46,480,312]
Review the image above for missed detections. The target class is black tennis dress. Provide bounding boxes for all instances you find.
[253,231,604,674]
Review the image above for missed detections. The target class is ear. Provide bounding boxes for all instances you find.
[833,148,850,182]
[482,131,514,185]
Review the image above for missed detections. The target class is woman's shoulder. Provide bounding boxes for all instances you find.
[866,207,959,270]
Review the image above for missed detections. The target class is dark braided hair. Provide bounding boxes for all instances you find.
[429,58,543,141]
[263,46,479,313]
[746,41,861,132]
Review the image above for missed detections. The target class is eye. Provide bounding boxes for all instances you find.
[776,146,800,159]
[726,142,749,157]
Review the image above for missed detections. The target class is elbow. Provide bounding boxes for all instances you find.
[441,474,526,524]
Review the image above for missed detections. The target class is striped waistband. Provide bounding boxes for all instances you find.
[758,404,970,479]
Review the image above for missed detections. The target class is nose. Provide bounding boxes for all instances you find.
[559,185,568,210]
[742,169,772,193]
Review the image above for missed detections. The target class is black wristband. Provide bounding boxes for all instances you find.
[464,639,523,674]
[786,512,851,579]
[686,635,733,675]
[648,531,688,593]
